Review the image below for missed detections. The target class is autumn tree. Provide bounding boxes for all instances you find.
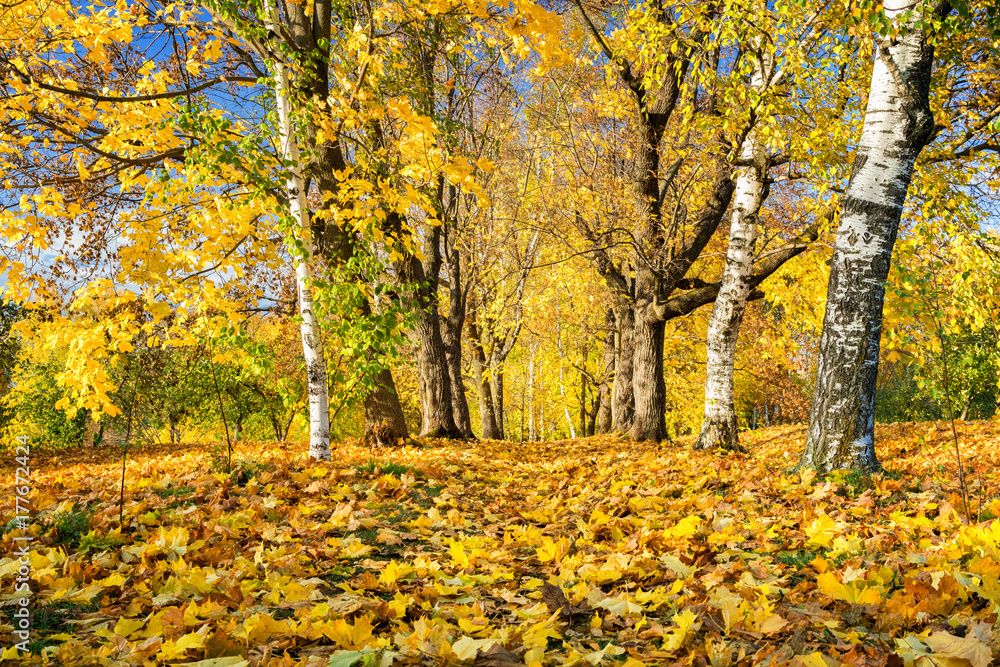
[566,0,833,442]
[802,0,1000,471]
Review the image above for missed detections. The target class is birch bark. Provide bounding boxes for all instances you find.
[695,48,771,452]
[270,4,331,460]
[802,2,943,471]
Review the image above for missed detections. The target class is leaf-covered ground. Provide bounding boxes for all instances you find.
[2,421,1000,667]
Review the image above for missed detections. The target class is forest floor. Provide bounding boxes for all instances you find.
[1,420,1000,667]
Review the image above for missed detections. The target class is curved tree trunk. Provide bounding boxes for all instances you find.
[169,413,182,445]
[801,2,943,472]
[695,48,770,453]
[442,238,474,438]
[391,211,462,439]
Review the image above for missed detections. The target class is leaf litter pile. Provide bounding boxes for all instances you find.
[2,421,1000,667]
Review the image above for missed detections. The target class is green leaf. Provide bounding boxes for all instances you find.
[327,649,377,667]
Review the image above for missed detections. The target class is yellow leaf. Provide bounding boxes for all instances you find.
[924,631,993,667]
[451,636,498,660]
[521,612,561,649]
[176,658,249,667]
[113,617,145,638]
[449,540,471,568]
[593,595,643,617]
[158,629,209,660]
[816,572,882,605]
[805,514,841,548]
[791,652,831,667]
[379,560,412,587]
[663,609,700,650]
[666,515,702,539]
[756,613,788,635]
[536,536,568,563]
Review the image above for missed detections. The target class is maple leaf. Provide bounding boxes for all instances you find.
[817,571,883,605]
[662,609,700,651]
[805,513,843,549]
[535,536,569,563]
[452,636,500,660]
[593,595,644,617]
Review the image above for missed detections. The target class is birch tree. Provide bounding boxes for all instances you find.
[801,0,952,471]
[268,2,331,459]
[695,43,771,452]
[694,5,836,451]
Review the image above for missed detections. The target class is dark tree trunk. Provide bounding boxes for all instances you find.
[391,210,462,439]
[413,307,463,438]
[355,298,411,443]
[468,301,501,439]
[629,109,670,442]
[611,307,635,432]
[442,321,473,439]
[630,312,668,442]
[801,4,943,472]
[442,237,474,438]
[594,308,615,435]
[596,309,616,434]
[489,364,505,440]
[233,413,244,443]
[365,367,409,446]
[169,414,181,445]
[586,382,599,437]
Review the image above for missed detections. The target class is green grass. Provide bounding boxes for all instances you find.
[354,458,413,477]
[51,508,91,549]
[366,500,419,526]
[775,550,816,569]
[348,527,378,542]
[320,565,356,586]
[413,485,443,509]
[152,485,195,499]
[27,600,101,654]
[152,486,197,509]
[826,468,902,498]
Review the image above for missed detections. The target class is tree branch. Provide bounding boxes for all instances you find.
[657,205,833,320]
[5,60,257,103]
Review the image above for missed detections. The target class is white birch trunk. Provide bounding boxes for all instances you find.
[802,2,940,471]
[695,47,771,452]
[270,4,331,460]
